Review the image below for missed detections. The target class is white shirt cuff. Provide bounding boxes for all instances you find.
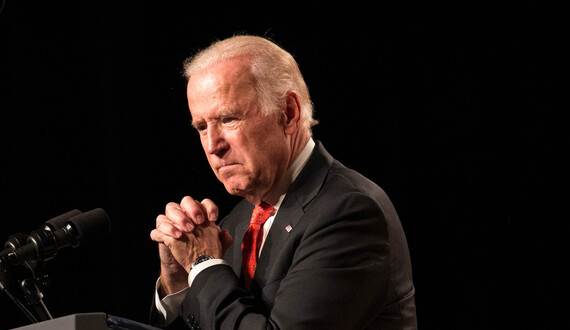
[189,258,228,285]
[154,259,229,326]
[153,278,189,326]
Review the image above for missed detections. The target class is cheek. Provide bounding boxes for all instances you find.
[246,144,286,183]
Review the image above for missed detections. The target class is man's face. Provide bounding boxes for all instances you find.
[187,57,290,203]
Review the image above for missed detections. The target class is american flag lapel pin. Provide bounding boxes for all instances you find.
[285,225,293,233]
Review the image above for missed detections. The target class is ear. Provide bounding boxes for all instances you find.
[283,91,302,135]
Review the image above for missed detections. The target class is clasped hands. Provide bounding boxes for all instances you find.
[150,196,233,295]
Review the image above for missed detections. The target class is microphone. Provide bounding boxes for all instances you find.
[44,209,83,231]
[0,208,111,268]
[4,210,82,251]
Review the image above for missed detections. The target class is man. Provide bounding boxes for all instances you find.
[150,35,416,329]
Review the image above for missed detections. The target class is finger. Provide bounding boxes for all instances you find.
[164,201,181,214]
[157,214,186,233]
[201,198,219,222]
[180,196,206,225]
[219,229,233,256]
[151,229,179,249]
[156,215,184,238]
[220,229,234,248]
[165,202,195,232]
[156,213,184,229]
[150,228,167,243]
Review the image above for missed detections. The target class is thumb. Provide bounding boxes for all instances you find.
[219,229,234,255]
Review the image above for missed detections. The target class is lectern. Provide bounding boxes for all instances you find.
[11,313,162,330]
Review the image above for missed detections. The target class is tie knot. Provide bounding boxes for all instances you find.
[250,202,275,225]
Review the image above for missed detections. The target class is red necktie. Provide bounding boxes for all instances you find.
[242,202,275,290]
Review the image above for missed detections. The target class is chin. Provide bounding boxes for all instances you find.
[226,187,244,196]
[224,182,256,201]
[223,181,247,196]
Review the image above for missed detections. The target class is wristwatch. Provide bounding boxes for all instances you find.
[192,254,216,269]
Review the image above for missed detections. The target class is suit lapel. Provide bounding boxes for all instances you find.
[254,141,334,286]
[222,200,254,276]
[254,195,303,286]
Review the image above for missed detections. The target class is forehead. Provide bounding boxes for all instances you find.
[187,57,257,116]
[188,56,255,94]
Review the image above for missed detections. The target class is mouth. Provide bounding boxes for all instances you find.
[217,163,240,171]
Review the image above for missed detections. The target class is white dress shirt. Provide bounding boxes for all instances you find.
[154,139,315,325]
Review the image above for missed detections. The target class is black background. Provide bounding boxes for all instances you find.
[0,2,563,329]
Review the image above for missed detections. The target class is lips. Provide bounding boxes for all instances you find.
[217,163,239,171]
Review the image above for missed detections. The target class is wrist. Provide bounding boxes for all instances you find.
[191,254,216,269]
[159,263,189,297]
[158,275,188,298]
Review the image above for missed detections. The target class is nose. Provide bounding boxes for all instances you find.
[204,126,228,156]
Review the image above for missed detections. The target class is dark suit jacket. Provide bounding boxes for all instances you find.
[154,141,416,329]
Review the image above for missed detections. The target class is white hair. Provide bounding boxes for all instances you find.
[182,35,318,131]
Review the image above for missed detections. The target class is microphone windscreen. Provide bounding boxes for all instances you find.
[45,209,82,230]
[68,208,111,243]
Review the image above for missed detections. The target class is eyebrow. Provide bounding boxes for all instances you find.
[191,109,244,129]
[190,119,203,130]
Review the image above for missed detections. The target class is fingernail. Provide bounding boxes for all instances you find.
[186,223,194,232]
[197,215,205,224]
[209,213,217,221]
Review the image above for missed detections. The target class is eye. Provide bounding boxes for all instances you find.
[222,117,237,125]
[192,121,207,133]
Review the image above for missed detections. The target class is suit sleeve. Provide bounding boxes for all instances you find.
[181,190,394,330]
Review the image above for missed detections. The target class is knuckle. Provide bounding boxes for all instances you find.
[156,214,167,225]
[181,196,195,204]
[166,202,180,209]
